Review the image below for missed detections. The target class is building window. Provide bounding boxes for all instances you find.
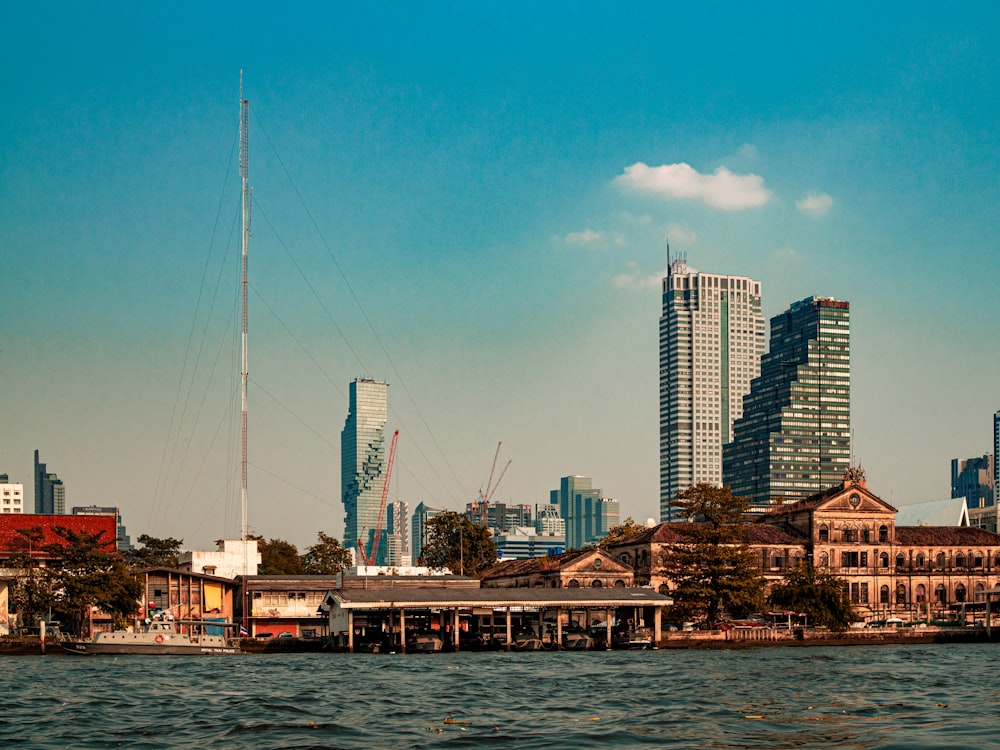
[591,580,603,588]
[819,552,829,567]
[819,525,829,543]
[936,553,946,570]
[860,583,869,604]
[916,554,925,569]
[879,552,889,569]
[916,584,926,603]
[935,584,947,604]
[955,584,966,603]
[955,554,966,569]
[568,579,580,588]
[896,553,906,570]
[879,525,889,543]
[842,526,854,543]
[896,584,906,604]
[880,585,890,604]
[850,583,860,603]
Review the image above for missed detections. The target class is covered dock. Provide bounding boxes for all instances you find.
[325,587,672,652]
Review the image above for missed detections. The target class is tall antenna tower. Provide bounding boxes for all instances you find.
[239,72,252,600]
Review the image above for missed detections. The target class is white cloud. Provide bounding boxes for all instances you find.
[774,246,800,261]
[796,191,834,217]
[614,162,771,210]
[666,223,697,246]
[612,261,664,289]
[563,228,604,245]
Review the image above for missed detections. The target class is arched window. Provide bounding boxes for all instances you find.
[613,579,625,588]
[916,584,926,603]
[974,553,984,569]
[862,526,871,543]
[896,553,906,570]
[819,525,829,543]
[955,583,966,603]
[936,553,946,569]
[819,552,829,568]
[568,579,580,588]
[896,584,906,604]
[879,552,889,569]
[879,525,889,543]
[591,579,603,588]
[955,553,966,569]
[880,585,890,604]
[935,584,947,604]
[842,525,854,543]
[976,583,985,596]
[916,553,925,568]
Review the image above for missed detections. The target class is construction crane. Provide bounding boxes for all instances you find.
[357,430,400,567]
[478,441,512,505]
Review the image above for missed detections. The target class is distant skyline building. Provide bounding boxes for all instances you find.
[72,505,133,550]
[723,296,851,512]
[659,257,764,521]
[0,474,24,514]
[953,452,995,532]
[550,476,619,549]
[341,378,389,566]
[411,501,445,562]
[466,501,533,533]
[386,500,409,566]
[33,450,65,515]
[995,411,1000,509]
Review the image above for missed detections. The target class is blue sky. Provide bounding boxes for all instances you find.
[2,2,998,549]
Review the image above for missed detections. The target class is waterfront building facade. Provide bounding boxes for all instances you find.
[723,296,851,513]
[659,258,764,521]
[341,378,389,565]
[952,454,995,532]
[33,450,65,515]
[610,470,1000,623]
[0,475,23,514]
[178,538,262,579]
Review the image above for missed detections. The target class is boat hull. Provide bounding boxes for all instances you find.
[62,641,239,656]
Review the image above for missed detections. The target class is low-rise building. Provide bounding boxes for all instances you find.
[609,469,1000,623]
[481,548,633,589]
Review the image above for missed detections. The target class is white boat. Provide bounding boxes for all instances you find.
[62,619,240,656]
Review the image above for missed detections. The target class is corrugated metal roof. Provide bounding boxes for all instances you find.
[330,586,671,609]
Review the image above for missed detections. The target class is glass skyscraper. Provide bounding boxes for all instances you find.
[33,449,65,515]
[341,378,389,565]
[659,258,764,521]
[723,296,851,512]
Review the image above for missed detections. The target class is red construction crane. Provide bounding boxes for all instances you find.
[358,429,399,567]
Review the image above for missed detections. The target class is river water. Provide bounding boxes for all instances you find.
[1,644,994,749]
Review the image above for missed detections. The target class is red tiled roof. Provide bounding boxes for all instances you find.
[0,514,117,559]
[896,526,1000,546]
[480,548,602,580]
[609,521,806,547]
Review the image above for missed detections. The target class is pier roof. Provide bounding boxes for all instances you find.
[327,586,671,610]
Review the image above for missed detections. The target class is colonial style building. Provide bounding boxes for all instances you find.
[611,469,1000,623]
[480,548,633,589]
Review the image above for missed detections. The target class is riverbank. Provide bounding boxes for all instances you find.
[4,625,997,655]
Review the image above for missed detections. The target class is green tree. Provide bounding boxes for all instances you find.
[123,534,184,568]
[43,527,144,634]
[598,517,648,549]
[301,532,352,574]
[420,512,497,576]
[7,552,56,631]
[767,559,860,631]
[254,536,304,575]
[661,483,765,627]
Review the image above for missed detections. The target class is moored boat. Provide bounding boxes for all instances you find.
[62,619,240,656]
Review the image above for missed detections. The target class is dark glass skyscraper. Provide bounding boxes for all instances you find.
[341,378,389,565]
[723,296,851,512]
[33,450,65,514]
